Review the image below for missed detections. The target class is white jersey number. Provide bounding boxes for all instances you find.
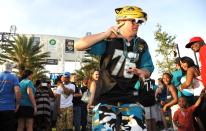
[111,49,137,78]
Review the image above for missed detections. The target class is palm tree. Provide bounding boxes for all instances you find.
[0,35,50,81]
[75,54,100,81]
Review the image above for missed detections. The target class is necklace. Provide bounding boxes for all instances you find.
[123,37,139,62]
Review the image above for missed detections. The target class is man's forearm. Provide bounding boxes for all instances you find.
[63,88,74,95]
[140,69,151,78]
[15,96,21,107]
[75,32,107,51]
[73,93,82,97]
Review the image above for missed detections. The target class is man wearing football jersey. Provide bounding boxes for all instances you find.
[75,5,154,130]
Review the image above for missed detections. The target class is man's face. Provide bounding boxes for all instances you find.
[178,97,187,108]
[119,19,140,37]
[61,76,70,83]
[175,63,181,69]
[191,42,201,52]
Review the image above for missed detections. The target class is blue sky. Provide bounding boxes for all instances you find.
[0,0,205,78]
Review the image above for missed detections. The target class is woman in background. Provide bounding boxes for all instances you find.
[87,69,100,130]
[161,73,178,131]
[180,56,202,102]
[87,69,100,110]
[17,70,36,131]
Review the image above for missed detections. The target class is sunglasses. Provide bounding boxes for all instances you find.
[130,19,144,25]
[122,19,144,25]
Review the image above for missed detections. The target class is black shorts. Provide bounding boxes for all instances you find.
[17,106,34,118]
[0,110,16,131]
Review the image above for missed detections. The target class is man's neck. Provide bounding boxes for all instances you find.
[124,36,133,43]
[64,81,70,85]
[200,44,205,50]
[70,81,75,84]
[121,32,134,42]
[180,107,186,111]
[176,66,181,70]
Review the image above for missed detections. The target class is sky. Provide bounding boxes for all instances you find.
[0,0,205,78]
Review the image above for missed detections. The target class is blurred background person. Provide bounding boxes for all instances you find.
[155,78,166,129]
[173,94,204,131]
[185,37,206,89]
[0,62,20,131]
[17,70,36,131]
[46,80,56,128]
[180,56,203,98]
[55,72,75,131]
[80,78,89,131]
[171,57,183,91]
[87,69,99,130]
[35,80,51,131]
[70,73,82,131]
[161,73,178,131]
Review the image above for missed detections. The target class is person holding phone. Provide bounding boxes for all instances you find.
[75,5,154,130]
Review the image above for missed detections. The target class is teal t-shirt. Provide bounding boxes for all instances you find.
[171,69,183,88]
[19,79,36,106]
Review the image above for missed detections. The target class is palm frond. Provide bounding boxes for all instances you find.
[0,35,51,80]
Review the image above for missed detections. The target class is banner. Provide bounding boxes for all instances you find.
[33,37,40,46]
[46,59,58,65]
[65,39,74,53]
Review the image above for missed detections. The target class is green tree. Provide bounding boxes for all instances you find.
[154,24,178,74]
[0,35,50,81]
[75,54,100,81]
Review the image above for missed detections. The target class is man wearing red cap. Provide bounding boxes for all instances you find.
[185,36,206,130]
[185,36,206,88]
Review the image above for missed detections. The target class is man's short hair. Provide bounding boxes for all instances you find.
[174,57,181,65]
[70,73,77,76]
[2,62,15,72]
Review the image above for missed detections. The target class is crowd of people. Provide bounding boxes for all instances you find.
[74,5,206,131]
[0,5,206,131]
[0,64,100,131]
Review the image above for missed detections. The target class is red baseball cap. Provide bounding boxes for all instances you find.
[185,37,204,48]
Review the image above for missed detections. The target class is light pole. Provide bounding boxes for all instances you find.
[0,25,17,42]
[0,25,17,54]
[194,52,199,69]
[175,44,181,58]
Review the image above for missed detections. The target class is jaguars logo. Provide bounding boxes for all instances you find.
[137,42,145,53]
